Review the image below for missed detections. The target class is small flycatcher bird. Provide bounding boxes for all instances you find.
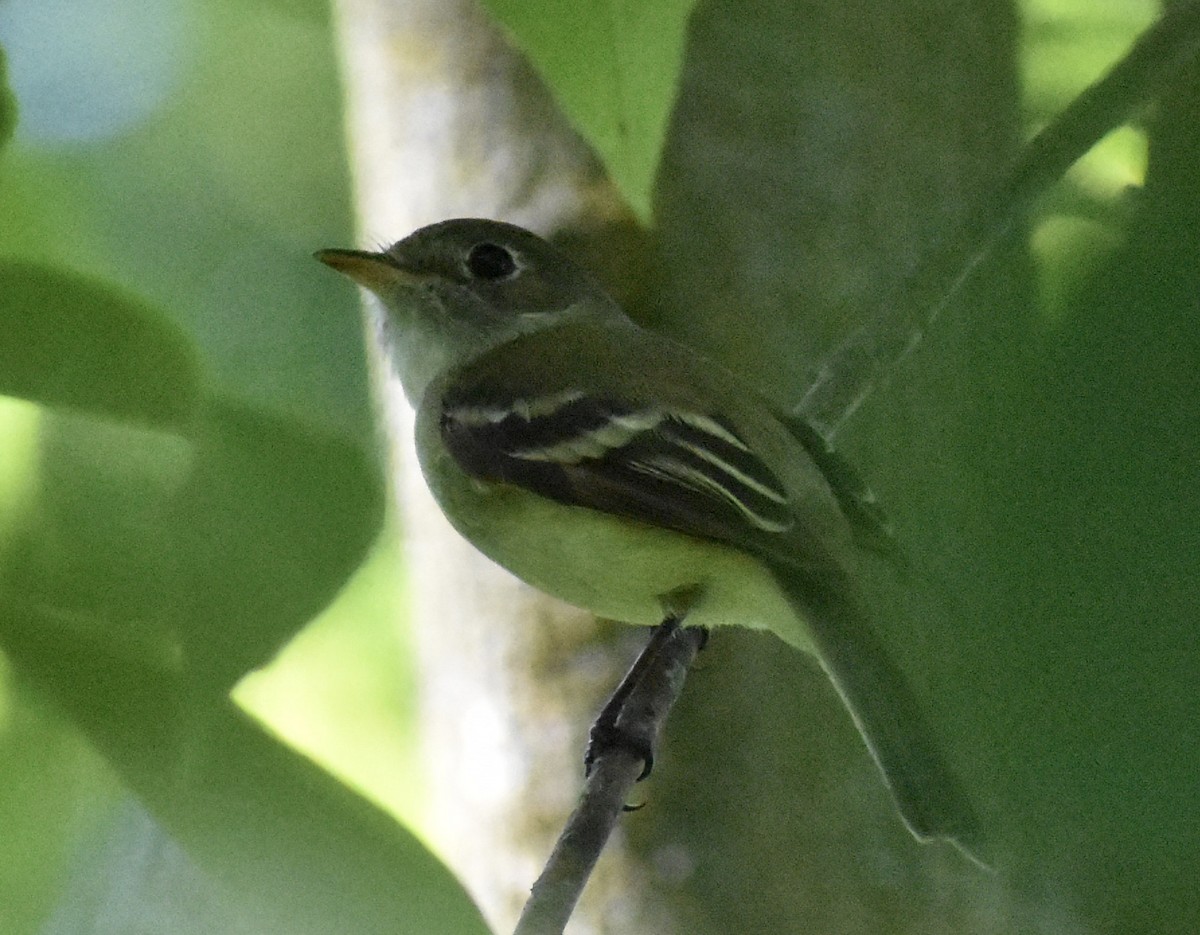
[317,218,980,858]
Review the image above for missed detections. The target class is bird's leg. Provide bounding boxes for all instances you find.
[584,616,708,781]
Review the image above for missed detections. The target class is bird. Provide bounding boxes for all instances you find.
[317,217,981,860]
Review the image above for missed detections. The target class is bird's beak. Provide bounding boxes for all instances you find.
[314,248,425,293]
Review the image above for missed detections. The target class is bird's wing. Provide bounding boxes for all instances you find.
[432,321,846,575]
[777,412,909,569]
[440,386,807,553]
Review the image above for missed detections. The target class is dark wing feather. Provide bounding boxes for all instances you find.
[440,387,794,556]
[778,412,908,569]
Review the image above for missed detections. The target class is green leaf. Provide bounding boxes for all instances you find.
[0,260,200,429]
[169,400,386,692]
[0,603,490,935]
[481,0,696,222]
[0,399,384,695]
[0,393,439,929]
[0,44,16,149]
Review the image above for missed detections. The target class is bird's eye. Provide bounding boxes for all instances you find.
[465,242,518,281]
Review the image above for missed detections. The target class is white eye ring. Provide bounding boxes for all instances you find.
[465,242,519,280]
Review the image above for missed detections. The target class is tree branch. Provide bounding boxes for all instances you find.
[512,625,706,935]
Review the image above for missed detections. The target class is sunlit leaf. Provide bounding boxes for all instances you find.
[481,0,696,222]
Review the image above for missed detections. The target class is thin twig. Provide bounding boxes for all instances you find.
[797,0,1200,437]
[513,626,706,935]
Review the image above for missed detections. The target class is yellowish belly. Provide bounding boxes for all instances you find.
[424,455,815,656]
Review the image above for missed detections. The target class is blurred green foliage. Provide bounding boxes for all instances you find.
[1023,0,1156,326]
[0,0,485,931]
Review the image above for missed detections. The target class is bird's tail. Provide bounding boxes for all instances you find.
[775,564,987,866]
